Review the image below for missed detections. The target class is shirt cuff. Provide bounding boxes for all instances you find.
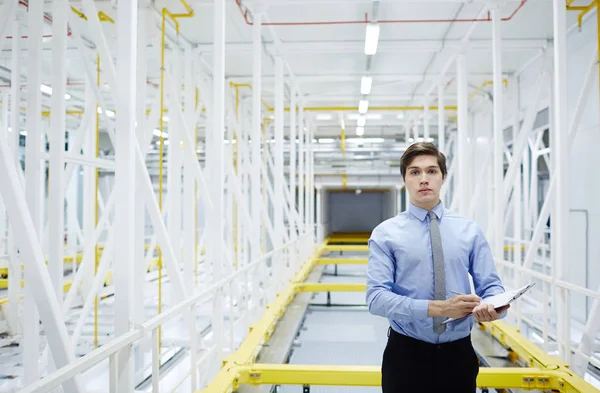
[413,299,430,320]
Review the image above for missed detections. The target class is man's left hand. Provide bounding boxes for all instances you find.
[473,304,510,322]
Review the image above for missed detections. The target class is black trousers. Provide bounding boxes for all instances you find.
[381,328,479,393]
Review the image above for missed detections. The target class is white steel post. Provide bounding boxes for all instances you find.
[114,0,138,391]
[49,0,69,304]
[184,47,196,292]
[309,125,315,236]
[252,11,263,259]
[552,0,570,363]
[438,84,445,153]
[423,100,430,140]
[213,0,226,361]
[298,105,305,234]
[305,125,311,234]
[491,8,504,265]
[316,185,322,243]
[169,49,183,281]
[24,0,44,383]
[10,13,21,169]
[456,53,469,216]
[289,88,297,234]
[274,56,285,247]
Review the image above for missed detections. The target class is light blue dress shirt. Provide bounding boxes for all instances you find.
[366,200,505,344]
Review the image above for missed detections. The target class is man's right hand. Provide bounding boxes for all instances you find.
[428,294,481,318]
[442,295,481,318]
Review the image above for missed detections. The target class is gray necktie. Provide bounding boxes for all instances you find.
[429,210,446,334]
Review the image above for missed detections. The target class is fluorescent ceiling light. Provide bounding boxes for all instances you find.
[162,116,170,122]
[106,110,115,118]
[356,127,364,136]
[20,131,27,136]
[347,137,384,143]
[361,76,372,95]
[358,100,369,114]
[97,107,103,114]
[357,116,366,127]
[153,129,162,137]
[364,23,380,55]
[316,114,332,120]
[40,85,52,95]
[397,113,405,119]
[318,138,335,144]
[64,93,71,100]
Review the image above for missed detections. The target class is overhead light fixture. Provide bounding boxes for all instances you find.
[397,113,405,119]
[40,84,52,95]
[357,116,366,127]
[318,138,335,144]
[64,93,71,100]
[356,127,364,136]
[364,23,380,55]
[358,100,369,114]
[97,107,103,114]
[106,110,115,118]
[162,116,170,122]
[316,114,332,120]
[361,76,372,95]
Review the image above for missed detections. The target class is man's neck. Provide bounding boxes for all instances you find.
[411,199,441,211]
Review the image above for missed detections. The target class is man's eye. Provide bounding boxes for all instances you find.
[429,169,437,174]
[411,170,419,175]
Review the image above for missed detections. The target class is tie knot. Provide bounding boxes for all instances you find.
[429,211,436,220]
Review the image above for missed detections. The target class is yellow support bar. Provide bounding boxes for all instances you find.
[325,237,369,244]
[235,363,597,392]
[323,245,369,252]
[295,283,366,292]
[316,258,368,265]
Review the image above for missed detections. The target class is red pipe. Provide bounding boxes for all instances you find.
[5,1,71,39]
[235,0,527,26]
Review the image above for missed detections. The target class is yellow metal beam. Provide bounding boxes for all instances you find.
[234,363,598,392]
[316,258,368,265]
[323,245,369,252]
[295,283,366,292]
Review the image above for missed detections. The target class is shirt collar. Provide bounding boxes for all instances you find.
[408,200,444,222]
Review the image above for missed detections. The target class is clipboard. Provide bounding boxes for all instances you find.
[441,283,536,325]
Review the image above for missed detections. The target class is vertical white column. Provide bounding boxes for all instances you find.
[66,134,79,273]
[114,0,138,391]
[304,125,310,234]
[423,100,430,140]
[274,56,284,246]
[24,0,44,383]
[289,89,297,232]
[134,7,148,382]
[213,0,226,361]
[298,106,305,234]
[456,53,469,216]
[183,48,196,292]
[395,185,402,214]
[168,49,182,276]
[492,8,504,265]
[7,14,22,336]
[49,0,68,304]
[316,185,322,243]
[183,51,197,391]
[252,12,263,258]
[437,84,445,153]
[552,0,570,363]
[0,92,7,262]
[308,125,314,235]
[512,79,522,295]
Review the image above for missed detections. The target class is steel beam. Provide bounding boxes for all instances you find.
[252,11,263,263]
[114,0,138,390]
[491,7,504,265]
[213,0,226,363]
[24,0,44,383]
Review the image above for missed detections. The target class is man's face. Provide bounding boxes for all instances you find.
[403,154,445,210]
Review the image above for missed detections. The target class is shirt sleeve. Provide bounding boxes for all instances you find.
[366,228,430,322]
[469,223,508,318]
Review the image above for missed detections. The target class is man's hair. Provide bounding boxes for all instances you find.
[400,142,447,179]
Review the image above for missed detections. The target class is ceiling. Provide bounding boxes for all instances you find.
[0,0,585,181]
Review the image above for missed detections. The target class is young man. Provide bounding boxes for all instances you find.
[366,142,508,393]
